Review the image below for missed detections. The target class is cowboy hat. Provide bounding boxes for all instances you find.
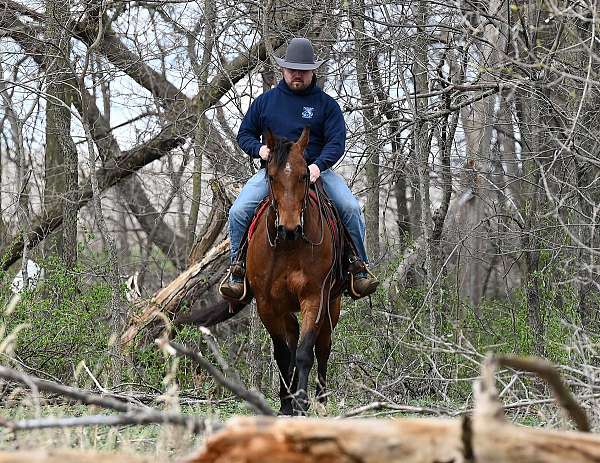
[274,37,326,70]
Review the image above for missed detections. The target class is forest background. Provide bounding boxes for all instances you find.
[1,0,600,455]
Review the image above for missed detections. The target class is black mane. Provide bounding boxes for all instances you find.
[271,136,294,168]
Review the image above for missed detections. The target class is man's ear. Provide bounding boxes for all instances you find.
[296,126,310,151]
[265,129,276,152]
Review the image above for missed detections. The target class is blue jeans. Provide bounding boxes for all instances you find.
[228,169,368,265]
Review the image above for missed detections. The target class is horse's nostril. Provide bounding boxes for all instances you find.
[277,225,286,240]
[294,225,302,239]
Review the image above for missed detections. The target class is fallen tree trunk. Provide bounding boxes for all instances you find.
[0,354,596,462]
[120,239,230,346]
[184,353,599,463]
[183,415,600,463]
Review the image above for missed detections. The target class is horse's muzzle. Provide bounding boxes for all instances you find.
[277,225,302,241]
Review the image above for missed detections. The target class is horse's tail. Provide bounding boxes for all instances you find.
[174,300,249,327]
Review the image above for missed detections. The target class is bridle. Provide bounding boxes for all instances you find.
[265,160,325,248]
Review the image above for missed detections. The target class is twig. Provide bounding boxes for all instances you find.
[341,401,448,418]
[0,412,218,432]
[0,366,136,412]
[160,340,275,416]
[199,327,241,383]
[0,365,219,433]
[496,354,590,432]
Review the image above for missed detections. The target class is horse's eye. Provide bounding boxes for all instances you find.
[301,174,308,182]
[268,175,274,182]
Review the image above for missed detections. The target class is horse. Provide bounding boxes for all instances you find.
[174,127,343,415]
[245,127,342,415]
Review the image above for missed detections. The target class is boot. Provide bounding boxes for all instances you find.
[348,258,379,299]
[219,263,248,301]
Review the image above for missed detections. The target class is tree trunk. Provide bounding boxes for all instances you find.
[187,0,216,254]
[353,0,380,262]
[0,63,30,285]
[0,135,4,247]
[412,0,435,332]
[515,93,545,357]
[44,0,76,259]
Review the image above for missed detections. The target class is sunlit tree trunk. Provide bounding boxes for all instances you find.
[0,65,29,282]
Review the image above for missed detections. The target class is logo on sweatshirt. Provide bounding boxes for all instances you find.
[302,107,314,119]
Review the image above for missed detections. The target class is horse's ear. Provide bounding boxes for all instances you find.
[265,129,276,152]
[296,126,310,151]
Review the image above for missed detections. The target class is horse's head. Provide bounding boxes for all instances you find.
[266,127,310,241]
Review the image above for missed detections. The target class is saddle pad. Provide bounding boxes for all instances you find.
[248,199,271,242]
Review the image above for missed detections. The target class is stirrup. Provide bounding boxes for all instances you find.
[347,259,377,300]
[219,266,250,303]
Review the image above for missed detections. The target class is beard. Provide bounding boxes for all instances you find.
[289,79,309,91]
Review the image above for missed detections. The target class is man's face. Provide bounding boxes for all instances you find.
[282,68,314,92]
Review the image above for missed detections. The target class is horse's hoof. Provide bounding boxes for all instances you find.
[292,404,310,417]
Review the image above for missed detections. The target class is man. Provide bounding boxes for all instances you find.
[220,37,378,300]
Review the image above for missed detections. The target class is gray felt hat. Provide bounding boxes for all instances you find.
[274,38,326,70]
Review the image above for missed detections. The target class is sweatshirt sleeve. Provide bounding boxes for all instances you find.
[313,97,346,172]
[237,94,265,159]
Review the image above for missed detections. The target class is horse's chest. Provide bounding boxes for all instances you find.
[251,266,307,301]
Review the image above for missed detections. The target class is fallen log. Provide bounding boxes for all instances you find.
[0,355,596,462]
[182,415,600,463]
[120,239,230,346]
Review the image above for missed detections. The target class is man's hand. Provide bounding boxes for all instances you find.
[308,164,321,183]
[259,145,271,161]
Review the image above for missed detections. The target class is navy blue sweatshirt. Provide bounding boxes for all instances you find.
[237,78,346,172]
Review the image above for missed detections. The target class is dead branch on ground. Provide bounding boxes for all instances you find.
[0,365,218,433]
[121,239,229,346]
[159,339,275,416]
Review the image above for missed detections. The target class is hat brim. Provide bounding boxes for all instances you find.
[274,57,326,70]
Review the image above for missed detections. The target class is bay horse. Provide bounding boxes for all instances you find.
[245,127,342,415]
[174,127,344,415]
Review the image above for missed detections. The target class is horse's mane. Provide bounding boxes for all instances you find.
[271,136,294,168]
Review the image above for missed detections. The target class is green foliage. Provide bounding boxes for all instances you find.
[0,248,593,418]
[2,257,112,383]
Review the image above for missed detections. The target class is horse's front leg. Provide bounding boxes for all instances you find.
[294,298,321,415]
[262,311,299,416]
[271,335,294,415]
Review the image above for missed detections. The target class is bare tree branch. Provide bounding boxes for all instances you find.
[0,26,301,269]
[159,339,275,416]
[0,365,219,433]
[495,354,590,432]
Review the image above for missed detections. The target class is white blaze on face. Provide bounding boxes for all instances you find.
[285,162,292,175]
